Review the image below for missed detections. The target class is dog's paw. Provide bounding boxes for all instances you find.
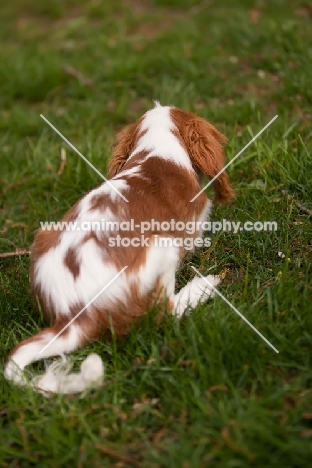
[174,275,221,318]
[199,275,221,298]
[189,275,220,302]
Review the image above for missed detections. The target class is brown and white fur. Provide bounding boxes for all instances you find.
[4,102,234,394]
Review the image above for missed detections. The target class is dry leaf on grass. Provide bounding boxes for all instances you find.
[132,398,159,413]
[249,9,262,23]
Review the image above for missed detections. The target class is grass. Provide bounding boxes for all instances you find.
[0,0,312,466]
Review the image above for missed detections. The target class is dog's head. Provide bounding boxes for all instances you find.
[108,104,234,205]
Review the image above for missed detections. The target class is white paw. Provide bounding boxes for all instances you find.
[32,354,105,395]
[197,275,221,299]
[174,275,221,318]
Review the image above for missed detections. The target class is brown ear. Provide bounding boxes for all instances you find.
[107,120,141,178]
[182,116,235,204]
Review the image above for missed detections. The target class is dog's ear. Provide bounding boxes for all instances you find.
[172,110,235,204]
[107,120,142,178]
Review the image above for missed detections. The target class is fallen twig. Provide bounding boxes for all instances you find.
[63,64,94,87]
[3,178,29,194]
[258,280,277,294]
[282,190,312,216]
[95,444,139,466]
[266,183,284,193]
[57,148,67,175]
[190,0,213,15]
[0,248,30,258]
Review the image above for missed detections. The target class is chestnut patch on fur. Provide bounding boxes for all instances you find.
[64,247,80,279]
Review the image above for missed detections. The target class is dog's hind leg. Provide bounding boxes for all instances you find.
[145,238,220,319]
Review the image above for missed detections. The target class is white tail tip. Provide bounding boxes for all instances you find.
[33,353,105,396]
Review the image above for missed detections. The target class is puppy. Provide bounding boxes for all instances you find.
[5,102,234,394]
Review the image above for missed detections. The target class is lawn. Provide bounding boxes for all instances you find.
[0,0,312,466]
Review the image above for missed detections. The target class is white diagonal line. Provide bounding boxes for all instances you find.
[190,115,278,202]
[191,266,279,353]
[40,114,129,203]
[39,266,128,355]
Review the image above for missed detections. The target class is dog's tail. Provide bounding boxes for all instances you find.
[4,321,104,395]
